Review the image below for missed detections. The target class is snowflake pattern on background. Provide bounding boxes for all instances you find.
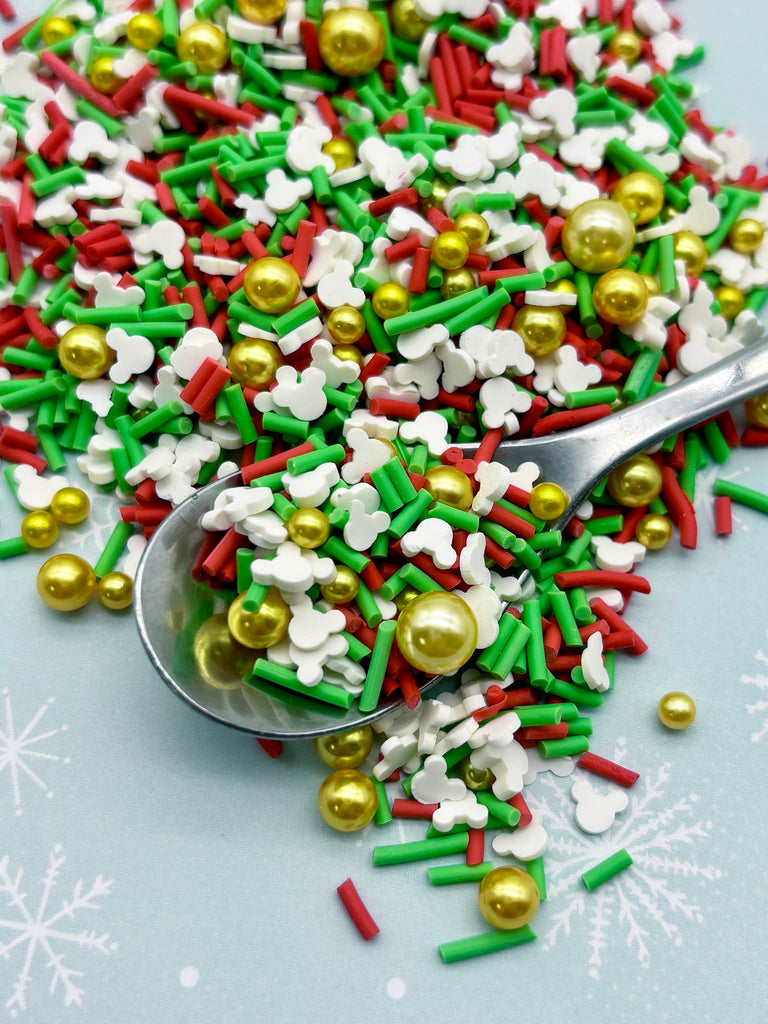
[0,845,115,1015]
[741,634,768,742]
[0,689,69,817]
[528,739,720,980]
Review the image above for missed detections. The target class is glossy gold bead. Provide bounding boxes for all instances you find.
[317,768,378,831]
[396,590,477,676]
[390,0,431,42]
[126,13,164,50]
[314,726,374,769]
[287,507,330,549]
[608,30,643,62]
[611,172,665,225]
[456,756,495,792]
[657,691,696,730]
[227,338,282,389]
[547,278,578,311]
[478,866,540,930]
[454,211,490,250]
[327,304,365,344]
[177,22,230,74]
[607,453,663,507]
[641,273,660,297]
[21,510,59,549]
[227,587,290,649]
[89,56,125,95]
[394,586,420,610]
[439,267,475,299]
[243,256,301,314]
[422,177,450,211]
[321,135,357,171]
[318,8,385,77]
[529,481,569,521]
[372,281,409,319]
[193,613,257,689]
[320,565,360,604]
[592,269,648,325]
[635,512,673,550]
[425,465,474,511]
[513,305,567,358]
[41,16,77,45]
[332,344,364,367]
[714,285,745,320]
[673,230,707,276]
[37,553,96,612]
[745,390,768,428]
[236,0,289,25]
[58,325,114,380]
[561,199,636,274]
[96,571,134,610]
[431,230,469,270]
[729,217,764,255]
[50,486,90,524]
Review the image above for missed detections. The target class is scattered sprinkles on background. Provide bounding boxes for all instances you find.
[0,0,767,967]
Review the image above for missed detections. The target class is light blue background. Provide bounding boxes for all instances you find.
[2,2,768,1022]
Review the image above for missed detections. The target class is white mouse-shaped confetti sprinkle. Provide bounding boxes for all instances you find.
[344,499,390,551]
[412,754,467,804]
[581,631,610,693]
[571,779,629,835]
[373,734,418,781]
[398,410,450,456]
[264,167,312,215]
[492,811,548,859]
[342,428,394,483]
[106,328,155,385]
[401,518,456,570]
[433,791,488,833]
[287,595,346,652]
[13,465,69,510]
[169,328,224,380]
[478,377,532,432]
[282,463,340,508]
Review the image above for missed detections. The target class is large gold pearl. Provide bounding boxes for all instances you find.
[58,325,114,380]
[193,613,258,689]
[657,691,696,730]
[592,269,649,325]
[236,0,289,25]
[177,22,230,74]
[478,866,540,930]
[321,136,356,171]
[243,257,301,314]
[396,591,477,676]
[327,305,365,344]
[641,273,660,297]
[287,508,330,549]
[50,487,90,524]
[37,553,96,612]
[561,199,636,274]
[606,454,663,507]
[513,305,567,358]
[529,482,568,521]
[729,217,764,254]
[440,268,476,299]
[456,756,495,792]
[431,230,469,270]
[21,510,59,548]
[227,588,290,649]
[97,571,134,610]
[390,0,431,42]
[320,565,360,604]
[608,30,643,62]
[317,768,378,831]
[89,56,125,95]
[454,211,490,250]
[425,465,474,511]
[314,726,374,769]
[227,338,283,389]
[126,13,164,50]
[372,281,409,319]
[611,172,665,225]
[745,391,768,428]
[41,16,76,44]
[635,512,672,550]
[332,344,364,368]
[714,285,745,319]
[673,231,707,276]
[318,8,385,77]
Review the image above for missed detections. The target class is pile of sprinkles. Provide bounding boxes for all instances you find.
[3,0,768,961]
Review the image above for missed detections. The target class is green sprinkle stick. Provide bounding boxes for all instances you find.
[438,925,536,963]
[582,849,633,891]
[373,832,469,866]
[358,619,396,713]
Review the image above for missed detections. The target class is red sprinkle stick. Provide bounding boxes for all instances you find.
[337,878,380,941]
[553,570,651,594]
[466,828,485,866]
[714,495,732,536]
[577,752,639,788]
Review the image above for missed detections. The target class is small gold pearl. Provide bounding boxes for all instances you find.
[227,588,290,649]
[440,268,476,299]
[478,866,540,930]
[227,338,283,389]
[513,306,567,358]
[37,554,96,612]
[286,508,330,549]
[390,0,431,42]
[314,726,373,769]
[21,510,59,549]
[608,30,643,62]
[529,482,568,521]
[177,22,230,74]
[317,768,378,831]
[243,257,301,314]
[592,269,649,326]
[611,172,665,225]
[318,8,385,77]
[96,571,134,610]
[745,391,768,429]
[607,454,663,507]
[327,305,365,344]
[320,565,361,604]
[673,231,708,276]
[424,465,474,511]
[89,56,125,95]
[454,211,490,250]
[321,136,356,171]
[41,16,77,45]
[714,285,745,320]
[372,282,409,319]
[729,217,765,255]
[236,0,289,25]
[561,199,636,274]
[58,325,114,380]
[431,231,470,270]
[126,13,164,50]
[657,691,696,730]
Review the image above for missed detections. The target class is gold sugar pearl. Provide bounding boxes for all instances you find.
[332,344,364,367]
[41,16,77,45]
[431,230,470,270]
[454,211,490,250]
[529,482,568,521]
[478,866,540,930]
[607,454,663,507]
[729,217,764,255]
[58,325,114,380]
[97,571,134,611]
[177,22,230,74]
[126,13,164,50]
[714,285,745,320]
[456,755,495,792]
[320,565,361,604]
[50,487,90,525]
[193,613,258,690]
[611,172,665,226]
[641,273,660,298]
[395,590,477,676]
[424,465,474,511]
[440,267,475,299]
[243,257,301,314]
[513,305,567,358]
[318,8,385,78]
[227,338,283,390]
[37,553,96,612]
[635,512,672,550]
[287,508,330,549]
[314,726,374,769]
[317,768,378,831]
[561,199,636,274]
[657,691,696,730]
[321,136,356,172]
[592,269,649,326]
[21,510,59,549]
[89,56,126,96]
[673,230,707,276]
[227,587,290,649]
[394,586,420,610]
[236,0,289,25]
[608,30,643,62]
[327,305,366,344]
[745,391,768,429]
[372,282,409,319]
[390,0,431,42]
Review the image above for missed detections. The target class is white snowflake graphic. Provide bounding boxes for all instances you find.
[741,636,768,742]
[0,689,69,817]
[529,739,720,979]
[0,845,116,1014]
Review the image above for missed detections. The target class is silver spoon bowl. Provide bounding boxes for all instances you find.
[135,336,768,739]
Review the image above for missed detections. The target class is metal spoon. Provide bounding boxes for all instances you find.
[135,336,768,739]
